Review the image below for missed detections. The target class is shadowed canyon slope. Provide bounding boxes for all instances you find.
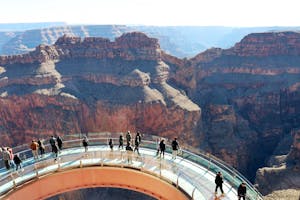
[0,31,300,196]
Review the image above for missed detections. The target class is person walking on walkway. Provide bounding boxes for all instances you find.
[2,147,11,170]
[109,138,113,151]
[171,137,179,159]
[238,182,247,200]
[119,134,124,150]
[37,139,45,157]
[30,140,39,160]
[126,131,132,145]
[52,143,58,161]
[56,135,63,152]
[215,171,224,195]
[126,143,133,164]
[13,154,22,171]
[49,136,56,153]
[134,132,141,155]
[82,136,89,152]
[159,139,166,158]
[7,147,15,169]
[156,138,160,156]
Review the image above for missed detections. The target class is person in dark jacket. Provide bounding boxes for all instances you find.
[126,131,131,146]
[49,136,56,153]
[52,143,58,161]
[82,136,89,152]
[126,143,133,164]
[238,182,247,200]
[119,134,124,150]
[108,138,113,151]
[13,154,22,170]
[159,139,166,158]
[215,171,224,195]
[56,136,63,152]
[171,137,179,159]
[134,132,141,155]
[37,139,45,157]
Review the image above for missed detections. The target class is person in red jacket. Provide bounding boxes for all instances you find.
[30,140,39,160]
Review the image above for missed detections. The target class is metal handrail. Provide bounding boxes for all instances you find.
[0,140,199,199]
[0,132,263,200]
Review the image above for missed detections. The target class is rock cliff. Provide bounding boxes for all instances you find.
[183,32,300,182]
[0,32,200,148]
[255,128,300,195]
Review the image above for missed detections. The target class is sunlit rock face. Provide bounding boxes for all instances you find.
[255,128,300,195]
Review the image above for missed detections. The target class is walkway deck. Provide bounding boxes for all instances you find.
[0,134,263,200]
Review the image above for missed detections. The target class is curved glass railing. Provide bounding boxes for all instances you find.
[0,132,263,200]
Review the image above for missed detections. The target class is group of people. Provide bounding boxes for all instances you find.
[108,131,142,152]
[1,147,22,171]
[29,136,63,161]
[156,137,180,159]
[215,171,247,200]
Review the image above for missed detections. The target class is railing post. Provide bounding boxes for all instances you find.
[80,159,82,168]
[57,158,61,171]
[101,151,104,167]
[176,174,180,188]
[34,164,39,177]
[159,159,162,177]
[207,154,211,170]
[192,187,196,200]
[121,151,124,168]
[10,173,16,189]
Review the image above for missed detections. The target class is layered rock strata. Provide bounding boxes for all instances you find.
[0,32,200,147]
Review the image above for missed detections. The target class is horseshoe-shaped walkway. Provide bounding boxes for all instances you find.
[0,134,263,200]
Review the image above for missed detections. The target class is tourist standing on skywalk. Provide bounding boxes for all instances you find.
[108,138,113,151]
[119,134,124,149]
[56,135,63,152]
[159,139,166,158]
[2,147,11,170]
[82,136,89,152]
[126,143,133,164]
[126,131,132,145]
[13,153,22,171]
[215,171,224,195]
[37,139,45,157]
[171,137,180,159]
[7,147,15,169]
[238,182,247,200]
[30,140,39,160]
[156,138,161,156]
[49,136,56,153]
[134,131,141,155]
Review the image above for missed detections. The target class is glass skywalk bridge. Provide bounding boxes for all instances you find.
[0,133,263,200]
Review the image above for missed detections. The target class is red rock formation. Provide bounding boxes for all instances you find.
[0,32,200,147]
[225,32,300,57]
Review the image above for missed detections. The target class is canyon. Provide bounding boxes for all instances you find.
[0,31,300,197]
